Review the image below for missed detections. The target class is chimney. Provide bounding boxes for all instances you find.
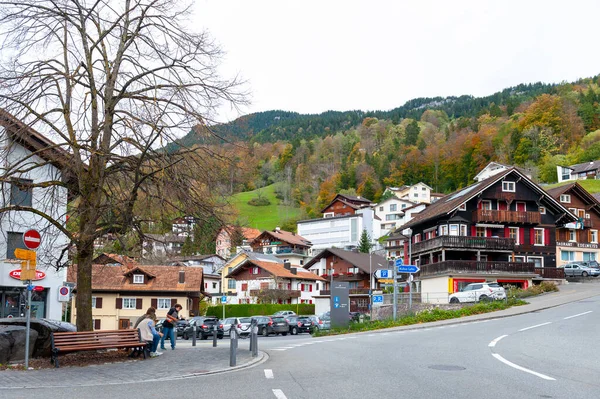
[178,270,185,284]
[291,268,297,275]
[275,226,281,232]
[284,262,291,270]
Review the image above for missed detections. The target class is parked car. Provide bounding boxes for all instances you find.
[286,315,313,335]
[448,282,506,303]
[182,317,224,340]
[307,315,328,331]
[318,314,331,330]
[251,316,289,336]
[221,317,252,336]
[273,310,296,317]
[156,319,188,338]
[564,262,600,277]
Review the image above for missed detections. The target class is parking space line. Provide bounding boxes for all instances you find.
[519,322,552,332]
[564,311,592,320]
[492,353,555,381]
[272,389,288,399]
[488,335,508,348]
[265,369,274,379]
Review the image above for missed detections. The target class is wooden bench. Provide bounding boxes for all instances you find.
[51,329,147,368]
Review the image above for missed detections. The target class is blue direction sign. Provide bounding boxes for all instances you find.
[374,269,392,279]
[221,295,227,303]
[334,296,340,303]
[397,265,420,274]
[395,258,403,267]
[372,295,384,304]
[334,303,340,309]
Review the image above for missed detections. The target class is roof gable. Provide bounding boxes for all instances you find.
[252,229,311,248]
[303,248,388,274]
[227,259,324,281]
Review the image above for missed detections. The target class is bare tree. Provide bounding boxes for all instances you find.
[0,0,246,330]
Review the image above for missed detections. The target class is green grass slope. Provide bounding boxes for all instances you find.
[543,179,600,193]
[230,183,302,231]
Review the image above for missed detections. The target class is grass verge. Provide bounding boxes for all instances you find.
[313,298,527,336]
[506,281,559,299]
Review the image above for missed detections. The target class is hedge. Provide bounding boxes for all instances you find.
[206,303,315,318]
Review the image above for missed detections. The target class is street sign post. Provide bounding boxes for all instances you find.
[374,269,392,279]
[372,295,384,306]
[222,296,227,319]
[23,229,41,250]
[14,249,37,281]
[397,265,420,274]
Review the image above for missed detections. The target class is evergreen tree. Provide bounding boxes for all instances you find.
[405,120,420,146]
[358,229,373,253]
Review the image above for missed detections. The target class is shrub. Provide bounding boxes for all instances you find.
[206,303,314,318]
[247,197,271,206]
[506,282,558,299]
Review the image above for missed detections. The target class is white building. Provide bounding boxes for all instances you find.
[374,197,418,236]
[474,162,533,182]
[557,160,600,183]
[0,111,70,320]
[384,182,435,204]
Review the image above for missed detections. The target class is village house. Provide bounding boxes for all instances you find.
[557,160,600,183]
[215,225,261,259]
[249,227,312,267]
[383,182,444,204]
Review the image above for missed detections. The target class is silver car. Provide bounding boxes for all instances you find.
[221,317,252,336]
[563,262,600,277]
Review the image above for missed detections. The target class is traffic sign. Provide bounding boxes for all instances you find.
[397,265,420,274]
[32,286,44,292]
[374,269,392,279]
[372,295,384,304]
[14,248,36,260]
[221,295,227,303]
[395,258,403,267]
[23,229,41,250]
[58,286,70,302]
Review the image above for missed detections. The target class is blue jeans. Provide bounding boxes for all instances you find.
[160,326,176,349]
[150,334,160,352]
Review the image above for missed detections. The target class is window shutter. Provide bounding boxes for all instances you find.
[471,226,476,236]
[171,298,177,307]
[519,228,525,245]
[136,298,143,309]
[96,297,103,309]
[477,201,482,210]
[504,227,509,238]
[486,229,492,238]
[116,298,122,309]
[301,284,305,291]
[544,229,550,246]
[94,319,101,330]
[309,284,313,292]
[530,228,535,245]
[588,230,592,243]
[151,298,157,308]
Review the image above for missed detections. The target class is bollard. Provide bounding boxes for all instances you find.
[251,321,258,357]
[213,324,218,347]
[192,323,197,347]
[229,327,237,367]
[249,322,253,353]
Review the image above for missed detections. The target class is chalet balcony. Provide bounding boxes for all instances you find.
[535,267,565,279]
[320,289,371,296]
[249,289,301,298]
[412,236,515,255]
[418,260,535,277]
[472,209,541,224]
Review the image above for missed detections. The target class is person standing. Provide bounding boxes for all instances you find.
[160,303,182,350]
[137,309,163,357]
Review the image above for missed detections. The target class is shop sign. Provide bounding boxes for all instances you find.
[9,269,46,281]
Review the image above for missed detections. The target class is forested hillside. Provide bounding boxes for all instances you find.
[176,75,600,230]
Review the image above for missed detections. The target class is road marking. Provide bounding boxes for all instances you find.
[272,389,288,399]
[492,353,555,381]
[519,322,552,332]
[564,311,593,320]
[367,334,376,336]
[264,369,274,379]
[488,335,508,348]
[270,349,287,351]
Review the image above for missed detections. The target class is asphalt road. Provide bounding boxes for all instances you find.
[9,297,600,399]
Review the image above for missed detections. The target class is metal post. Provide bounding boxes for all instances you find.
[25,281,32,369]
[248,321,253,352]
[192,323,197,346]
[229,327,237,367]
[222,301,225,320]
[252,321,258,357]
[369,251,372,321]
[393,265,398,321]
[408,234,413,311]
[212,324,217,347]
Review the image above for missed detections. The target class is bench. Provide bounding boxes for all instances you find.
[51,329,147,368]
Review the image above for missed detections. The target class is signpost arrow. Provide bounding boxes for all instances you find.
[397,265,420,274]
[374,269,392,279]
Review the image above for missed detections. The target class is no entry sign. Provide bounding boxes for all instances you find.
[23,229,41,250]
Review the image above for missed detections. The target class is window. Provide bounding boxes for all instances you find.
[561,167,571,181]
[560,194,571,203]
[527,256,543,267]
[481,201,492,210]
[390,204,397,212]
[241,283,248,291]
[534,228,544,245]
[251,267,260,275]
[6,232,26,259]
[91,297,97,308]
[583,252,597,261]
[502,181,515,192]
[509,227,519,244]
[449,225,459,236]
[379,206,383,211]
[440,225,448,236]
[460,225,467,236]
[539,206,546,214]
[561,251,575,262]
[591,230,598,243]
[10,178,33,206]
[401,203,407,209]
[228,279,236,289]
[476,227,486,237]
[413,193,418,198]
[122,298,136,309]
[157,298,171,309]
[569,230,576,242]
[212,282,217,289]
[513,256,526,262]
[422,187,426,191]
[458,203,466,211]
[133,274,144,284]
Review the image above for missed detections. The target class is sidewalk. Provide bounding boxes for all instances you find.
[0,345,266,389]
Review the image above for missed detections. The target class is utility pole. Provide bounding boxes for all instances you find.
[392,258,398,321]
[408,230,413,311]
[369,251,373,321]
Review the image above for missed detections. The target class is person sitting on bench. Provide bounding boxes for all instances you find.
[138,307,163,357]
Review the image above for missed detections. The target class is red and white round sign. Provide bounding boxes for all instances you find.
[23,229,41,250]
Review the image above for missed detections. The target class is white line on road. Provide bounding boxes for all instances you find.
[270,349,287,351]
[367,334,376,336]
[564,311,593,320]
[488,335,508,348]
[264,369,274,379]
[272,389,288,399]
[519,322,552,332]
[492,353,555,381]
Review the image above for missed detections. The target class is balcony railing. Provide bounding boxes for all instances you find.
[535,267,565,279]
[418,260,535,277]
[412,236,515,254]
[249,289,301,298]
[472,209,541,224]
[320,288,371,296]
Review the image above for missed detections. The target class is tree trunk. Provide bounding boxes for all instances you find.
[75,237,94,331]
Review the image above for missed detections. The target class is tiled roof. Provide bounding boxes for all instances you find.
[92,253,138,266]
[303,248,388,274]
[253,229,312,247]
[227,259,325,281]
[320,193,373,213]
[545,182,600,212]
[67,264,204,292]
[568,160,600,174]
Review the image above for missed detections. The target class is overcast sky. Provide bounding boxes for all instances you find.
[193,0,600,123]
